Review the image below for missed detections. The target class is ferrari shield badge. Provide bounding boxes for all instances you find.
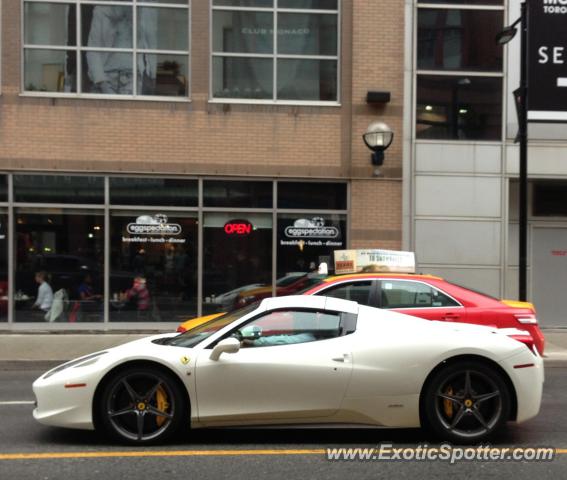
[180,356,190,365]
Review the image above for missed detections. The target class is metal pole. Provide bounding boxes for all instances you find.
[518,1,528,301]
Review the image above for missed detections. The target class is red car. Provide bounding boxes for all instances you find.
[301,273,545,354]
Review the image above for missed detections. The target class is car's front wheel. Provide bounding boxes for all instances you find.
[97,366,187,445]
[423,361,511,444]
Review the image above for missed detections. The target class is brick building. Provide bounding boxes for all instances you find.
[0,0,406,328]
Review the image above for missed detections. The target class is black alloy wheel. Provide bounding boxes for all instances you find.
[98,366,187,444]
[423,361,511,443]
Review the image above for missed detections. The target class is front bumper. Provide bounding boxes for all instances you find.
[33,370,99,431]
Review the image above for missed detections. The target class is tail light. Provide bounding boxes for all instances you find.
[508,333,536,353]
[176,326,186,333]
[514,313,538,325]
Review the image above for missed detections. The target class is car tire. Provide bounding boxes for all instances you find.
[97,365,188,445]
[423,361,511,444]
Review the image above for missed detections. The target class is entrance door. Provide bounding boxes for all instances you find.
[532,226,567,327]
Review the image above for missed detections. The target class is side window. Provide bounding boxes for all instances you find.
[317,281,373,306]
[381,281,459,309]
[234,309,342,348]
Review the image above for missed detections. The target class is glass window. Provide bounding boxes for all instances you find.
[15,209,105,323]
[533,182,567,217]
[278,182,347,210]
[236,309,342,347]
[0,176,7,202]
[277,213,346,279]
[110,177,198,207]
[279,0,338,8]
[213,0,273,6]
[14,175,104,204]
[23,1,191,98]
[416,75,502,141]
[317,281,373,306]
[417,9,503,71]
[211,2,339,102]
[109,211,198,322]
[380,280,459,309]
[203,213,272,314]
[0,210,7,322]
[203,180,273,208]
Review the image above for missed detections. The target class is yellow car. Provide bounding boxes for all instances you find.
[177,312,224,333]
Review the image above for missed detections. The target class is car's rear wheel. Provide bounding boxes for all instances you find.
[423,361,511,444]
[98,366,187,445]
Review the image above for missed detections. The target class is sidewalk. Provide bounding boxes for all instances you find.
[0,329,566,364]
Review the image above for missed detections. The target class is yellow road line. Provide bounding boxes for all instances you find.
[0,449,326,460]
[0,448,566,461]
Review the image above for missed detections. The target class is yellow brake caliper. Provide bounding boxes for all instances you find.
[155,386,170,427]
[443,386,454,418]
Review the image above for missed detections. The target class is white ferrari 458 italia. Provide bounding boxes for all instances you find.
[33,296,543,445]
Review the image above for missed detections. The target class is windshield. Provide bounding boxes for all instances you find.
[167,304,259,348]
[294,276,327,295]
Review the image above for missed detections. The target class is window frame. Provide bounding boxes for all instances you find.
[313,279,379,308]
[378,278,463,309]
[210,307,355,348]
[209,0,341,106]
[414,1,506,142]
[20,0,192,102]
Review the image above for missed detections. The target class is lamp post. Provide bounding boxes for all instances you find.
[496,3,528,301]
[362,121,394,176]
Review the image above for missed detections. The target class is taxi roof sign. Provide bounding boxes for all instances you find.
[334,249,416,275]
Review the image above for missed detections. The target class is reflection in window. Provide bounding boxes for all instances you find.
[23,1,190,98]
[14,175,104,204]
[211,1,339,102]
[381,281,459,309]
[110,211,198,322]
[15,209,105,323]
[203,180,273,208]
[110,177,198,206]
[203,213,272,314]
[417,9,503,71]
[278,182,347,210]
[416,75,502,140]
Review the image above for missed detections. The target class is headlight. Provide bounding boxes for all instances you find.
[43,351,108,379]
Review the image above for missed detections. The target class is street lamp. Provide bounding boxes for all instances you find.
[496,3,528,301]
[362,121,394,176]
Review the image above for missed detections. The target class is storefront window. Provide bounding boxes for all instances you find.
[15,209,105,323]
[23,0,190,98]
[110,211,198,322]
[14,175,104,204]
[203,213,272,314]
[211,0,340,102]
[0,176,7,202]
[110,177,198,206]
[278,182,347,210]
[204,180,273,208]
[0,210,7,322]
[277,213,346,280]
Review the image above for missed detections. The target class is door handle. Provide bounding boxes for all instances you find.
[332,353,351,363]
[442,313,460,321]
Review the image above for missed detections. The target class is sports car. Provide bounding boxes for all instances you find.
[33,295,543,445]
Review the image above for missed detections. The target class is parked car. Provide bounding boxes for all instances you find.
[33,295,543,445]
[178,273,545,354]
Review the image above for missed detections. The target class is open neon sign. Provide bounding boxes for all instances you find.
[224,220,253,236]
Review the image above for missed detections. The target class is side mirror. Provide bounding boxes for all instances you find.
[209,337,240,361]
